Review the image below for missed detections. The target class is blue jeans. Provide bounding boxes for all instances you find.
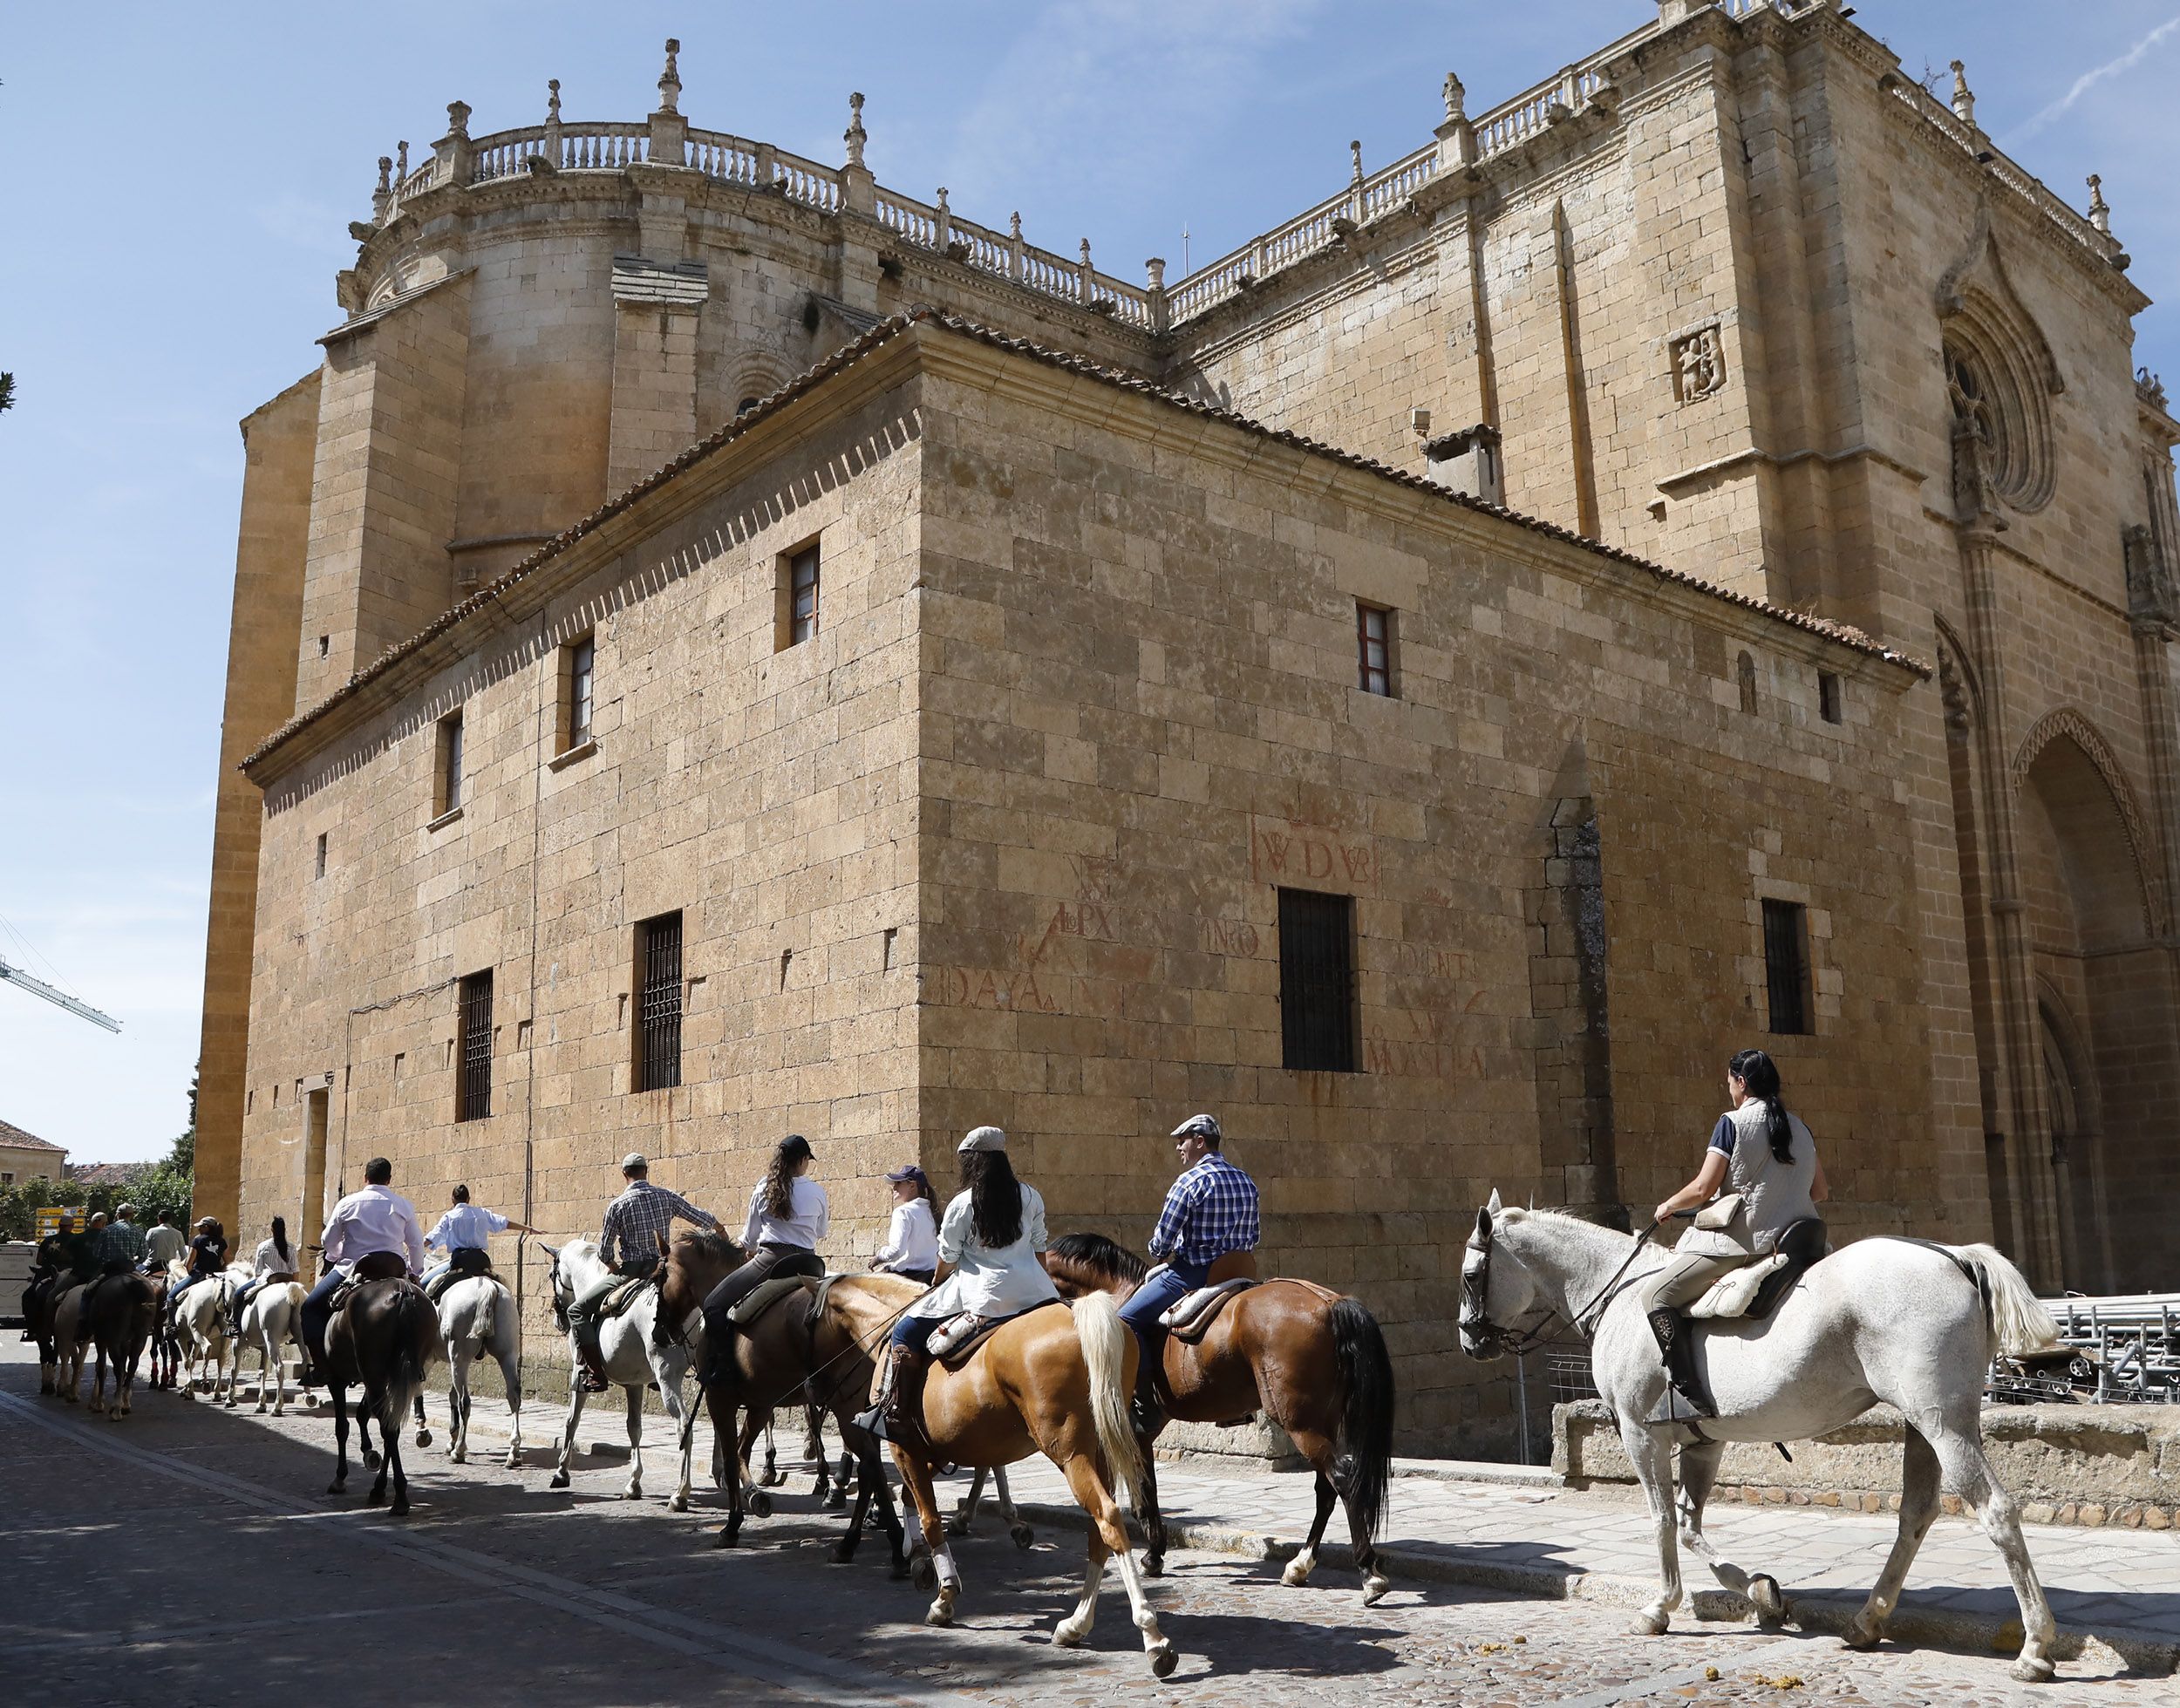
[1118,1260,1207,1344]
[889,1312,944,1354]
[300,1269,345,1365]
[419,1260,451,1290]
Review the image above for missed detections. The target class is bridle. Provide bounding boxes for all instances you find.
[1461,1210,1669,1358]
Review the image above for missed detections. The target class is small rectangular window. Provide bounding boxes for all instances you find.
[1762,899,1812,1037]
[436,711,465,816]
[1278,888,1359,1072]
[457,970,494,1120]
[779,543,821,649]
[635,911,684,1092]
[564,635,596,751]
[1356,602,1393,696]
[315,833,327,880]
[1818,671,1843,725]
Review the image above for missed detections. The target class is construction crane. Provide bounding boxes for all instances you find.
[0,950,120,1032]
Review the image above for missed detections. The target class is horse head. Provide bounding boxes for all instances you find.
[1460,1190,1549,1361]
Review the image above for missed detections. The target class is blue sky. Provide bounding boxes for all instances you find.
[3,2,2177,1164]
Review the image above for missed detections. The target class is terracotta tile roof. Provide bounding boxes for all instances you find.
[0,1118,66,1153]
[70,1161,153,1187]
[242,309,1931,773]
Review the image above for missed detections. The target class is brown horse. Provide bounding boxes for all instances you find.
[657,1233,910,1569]
[813,1276,1179,1674]
[82,1270,160,1419]
[1043,1232,1397,1603]
[324,1252,441,1516]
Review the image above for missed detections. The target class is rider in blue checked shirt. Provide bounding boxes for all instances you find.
[1118,1114,1259,1422]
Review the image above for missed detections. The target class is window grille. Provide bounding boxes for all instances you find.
[1762,900,1811,1037]
[1278,888,1359,1072]
[457,970,494,1121]
[439,712,464,814]
[636,911,684,1092]
[1357,602,1393,696]
[568,636,595,748]
[788,546,820,646]
[315,834,327,880]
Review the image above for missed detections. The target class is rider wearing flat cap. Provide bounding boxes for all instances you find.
[1118,1114,1260,1421]
[569,1152,719,1392]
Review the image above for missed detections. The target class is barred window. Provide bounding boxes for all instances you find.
[1762,900,1812,1037]
[636,911,684,1092]
[565,635,595,750]
[1278,888,1359,1072]
[457,970,494,1121]
[1357,602,1393,696]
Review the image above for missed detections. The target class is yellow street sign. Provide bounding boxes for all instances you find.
[33,1207,71,1240]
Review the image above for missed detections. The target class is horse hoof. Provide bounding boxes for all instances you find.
[416,1430,432,1447]
[365,1488,385,1507]
[327,1481,346,1496]
[911,1555,937,1591]
[1150,1643,1180,1679]
[1281,1555,1315,1589]
[924,1600,954,1629]
[668,1493,688,1513]
[713,1527,739,1549]
[823,1490,847,1512]
[830,1541,856,1565]
[451,1449,467,1465]
[1841,1621,1884,1652]
[746,1490,773,1518]
[1142,1554,1165,1579]
[1749,1573,1788,1629]
[504,1453,521,1471]
[548,1471,569,1490]
[2010,1655,2057,1684]
[1629,1610,1671,1637]
[390,1500,409,1518]
[1010,1523,1035,1552]
[1362,1573,1391,1607]
[1053,1619,1088,1649]
[889,1557,912,1582]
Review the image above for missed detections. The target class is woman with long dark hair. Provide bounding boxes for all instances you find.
[870,1126,1059,1447]
[1637,1047,1829,1420]
[698,1135,829,1382]
[228,1215,298,1336]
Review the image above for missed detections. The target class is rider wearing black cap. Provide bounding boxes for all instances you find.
[698,1135,829,1384]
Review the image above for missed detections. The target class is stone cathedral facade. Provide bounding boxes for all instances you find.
[198,2,2180,1452]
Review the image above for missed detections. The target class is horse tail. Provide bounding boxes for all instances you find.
[385,1285,431,1432]
[1949,1242,2061,1358]
[470,1278,495,1351]
[1330,1296,1395,1542]
[1071,1291,1147,1511]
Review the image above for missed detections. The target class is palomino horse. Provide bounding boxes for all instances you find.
[47,1281,94,1402]
[835,1278,1179,1675]
[542,1240,701,1507]
[27,1268,84,1396]
[82,1271,160,1419]
[658,1233,910,1569]
[435,1269,524,1468]
[1460,1192,2064,1684]
[219,1280,310,1414]
[324,1251,443,1516]
[1044,1233,1397,1602]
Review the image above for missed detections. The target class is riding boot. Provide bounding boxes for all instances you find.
[861,1344,931,1453]
[1645,1306,1713,1423]
[1129,1331,1168,1439]
[574,1324,610,1393]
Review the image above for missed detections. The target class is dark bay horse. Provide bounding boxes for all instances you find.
[1044,1232,1397,1603]
[658,1232,910,1569]
[83,1271,160,1419]
[324,1253,441,1516]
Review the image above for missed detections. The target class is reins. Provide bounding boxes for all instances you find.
[1466,1211,1690,1356]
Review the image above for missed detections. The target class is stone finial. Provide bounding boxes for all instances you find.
[446,100,472,139]
[2088,174,2112,235]
[845,91,867,168]
[1442,72,1466,123]
[396,139,410,181]
[937,186,950,214]
[376,155,392,195]
[1350,139,1365,184]
[372,154,393,222]
[1080,238,1093,268]
[1010,211,1023,240]
[547,78,562,124]
[658,37,682,113]
[1949,58,1976,126]
[1145,257,1166,289]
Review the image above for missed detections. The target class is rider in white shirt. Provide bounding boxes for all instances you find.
[872,1164,940,1283]
[697,1135,830,1385]
[228,1217,299,1336]
[298,1157,426,1378]
[420,1182,535,1291]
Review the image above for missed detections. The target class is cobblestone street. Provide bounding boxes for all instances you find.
[3,1343,2166,1707]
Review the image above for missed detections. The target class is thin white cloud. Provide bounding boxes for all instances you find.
[2010,12,2180,141]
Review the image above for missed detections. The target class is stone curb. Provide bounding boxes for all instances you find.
[1007,1499,2170,1678]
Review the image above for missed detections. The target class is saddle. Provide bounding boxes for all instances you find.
[596,1272,656,1324]
[723,1273,813,1330]
[1158,1278,1258,1343]
[425,1247,492,1305]
[1686,1217,1829,1322]
[327,1249,410,1317]
[929,1297,1065,1366]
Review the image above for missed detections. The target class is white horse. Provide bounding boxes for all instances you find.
[1460,1192,2062,1684]
[437,1269,524,1468]
[219,1280,310,1413]
[542,1241,700,1508]
[171,1267,242,1394]
[50,1282,91,1401]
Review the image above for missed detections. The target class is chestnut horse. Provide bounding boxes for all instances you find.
[816,1273,1180,1675]
[657,1232,909,1569]
[1043,1232,1397,1603]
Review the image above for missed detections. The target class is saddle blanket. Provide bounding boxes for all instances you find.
[930,1297,1064,1365]
[1157,1278,1257,1342]
[596,1273,655,1323]
[723,1273,821,1330]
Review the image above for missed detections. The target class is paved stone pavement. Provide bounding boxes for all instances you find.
[3,1342,2172,1707]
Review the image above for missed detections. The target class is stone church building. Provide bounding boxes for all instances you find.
[198,1,2180,1451]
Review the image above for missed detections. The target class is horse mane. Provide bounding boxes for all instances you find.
[671,1228,746,1266]
[1046,1231,1148,1285]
